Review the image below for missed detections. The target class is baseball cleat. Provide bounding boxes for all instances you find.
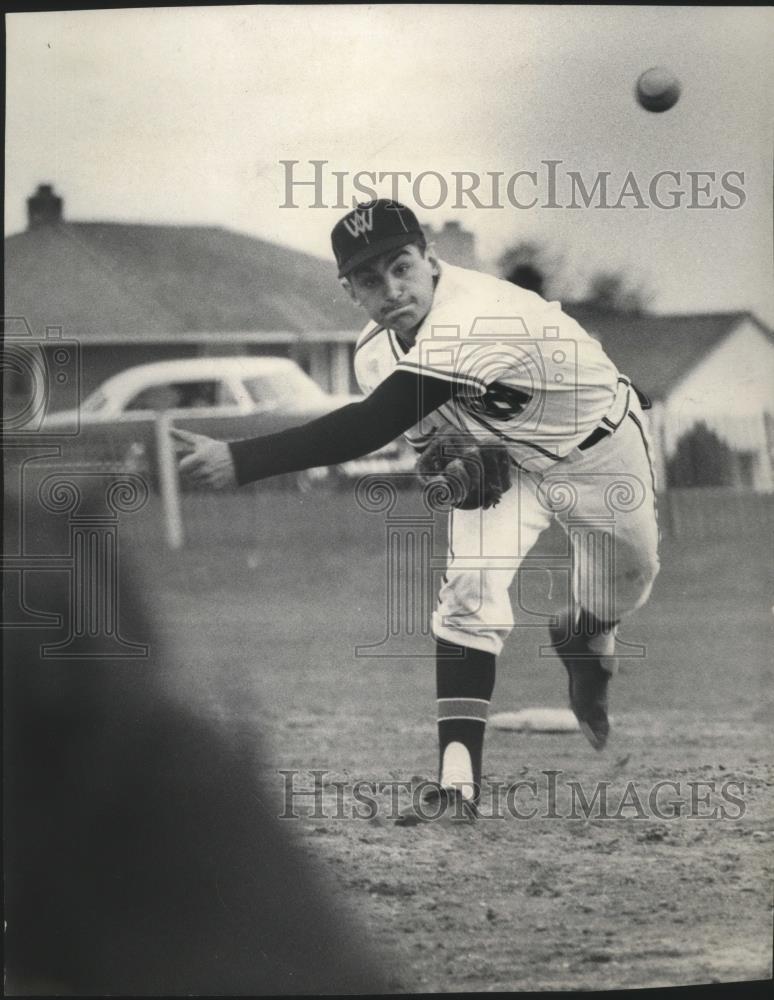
[394,784,478,827]
[564,660,610,750]
[549,611,615,751]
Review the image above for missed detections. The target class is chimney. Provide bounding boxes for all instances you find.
[425,220,477,268]
[27,184,64,229]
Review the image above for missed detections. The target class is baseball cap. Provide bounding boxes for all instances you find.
[331,199,424,278]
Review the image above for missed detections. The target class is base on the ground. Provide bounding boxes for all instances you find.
[490,707,581,732]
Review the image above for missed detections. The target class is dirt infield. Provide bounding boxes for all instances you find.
[132,489,773,992]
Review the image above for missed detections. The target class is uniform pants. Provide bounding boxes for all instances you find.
[431,400,660,657]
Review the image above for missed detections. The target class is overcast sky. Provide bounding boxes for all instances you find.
[6,5,774,322]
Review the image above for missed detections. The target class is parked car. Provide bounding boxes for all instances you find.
[43,357,414,488]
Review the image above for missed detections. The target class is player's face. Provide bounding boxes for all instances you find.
[345,244,440,343]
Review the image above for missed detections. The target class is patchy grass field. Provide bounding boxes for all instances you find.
[127,488,773,992]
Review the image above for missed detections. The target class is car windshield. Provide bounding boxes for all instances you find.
[81,390,109,413]
[243,367,328,407]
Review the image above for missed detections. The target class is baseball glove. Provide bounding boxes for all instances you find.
[416,434,513,510]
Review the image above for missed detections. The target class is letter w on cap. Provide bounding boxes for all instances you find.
[343,206,375,238]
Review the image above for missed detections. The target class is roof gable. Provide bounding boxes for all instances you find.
[563,306,769,400]
[4,221,361,338]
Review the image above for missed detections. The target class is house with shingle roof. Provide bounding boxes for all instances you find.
[566,305,774,490]
[4,184,362,409]
[5,185,484,411]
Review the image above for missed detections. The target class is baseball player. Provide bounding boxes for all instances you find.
[173,199,660,825]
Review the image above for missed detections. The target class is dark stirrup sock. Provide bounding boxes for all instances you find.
[435,637,496,801]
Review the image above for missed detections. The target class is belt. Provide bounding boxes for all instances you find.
[577,378,648,452]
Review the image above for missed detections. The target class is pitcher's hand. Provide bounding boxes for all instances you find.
[171,428,237,490]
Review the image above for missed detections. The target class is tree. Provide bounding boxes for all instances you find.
[665,422,737,487]
[498,241,564,298]
[498,241,653,314]
[584,272,652,314]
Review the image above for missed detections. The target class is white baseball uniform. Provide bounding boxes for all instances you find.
[355,260,660,655]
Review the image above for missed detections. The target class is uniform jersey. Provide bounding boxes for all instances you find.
[354,260,622,470]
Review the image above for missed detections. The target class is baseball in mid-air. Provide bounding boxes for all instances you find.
[635,66,681,112]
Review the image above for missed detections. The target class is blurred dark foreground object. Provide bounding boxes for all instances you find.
[3,478,389,995]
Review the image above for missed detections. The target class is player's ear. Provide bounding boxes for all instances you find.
[425,243,441,278]
[340,277,360,306]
